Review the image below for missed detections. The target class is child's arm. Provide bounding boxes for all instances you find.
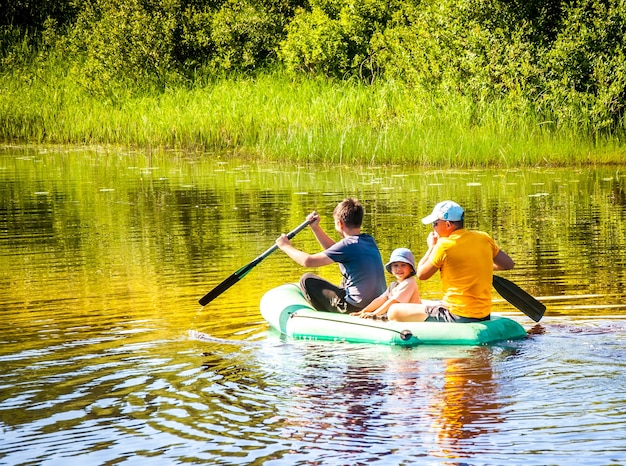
[352,296,398,318]
[366,298,397,317]
[276,235,334,267]
[355,279,421,318]
[350,294,387,317]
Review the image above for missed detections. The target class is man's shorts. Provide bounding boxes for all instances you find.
[423,301,490,323]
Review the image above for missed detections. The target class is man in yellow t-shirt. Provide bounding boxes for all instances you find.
[387,200,514,322]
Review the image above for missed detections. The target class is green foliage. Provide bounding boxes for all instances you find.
[279,7,348,76]
[279,0,394,79]
[1,0,79,29]
[1,0,626,136]
[52,0,302,94]
[209,0,288,70]
[0,25,35,65]
[539,0,626,133]
[176,0,301,74]
[63,0,181,99]
[368,0,626,133]
[371,0,542,98]
[176,5,216,70]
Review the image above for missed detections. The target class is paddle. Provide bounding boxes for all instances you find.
[198,218,311,306]
[493,275,546,322]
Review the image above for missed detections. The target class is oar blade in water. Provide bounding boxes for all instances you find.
[493,275,546,322]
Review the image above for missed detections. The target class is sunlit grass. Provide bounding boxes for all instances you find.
[1,56,624,166]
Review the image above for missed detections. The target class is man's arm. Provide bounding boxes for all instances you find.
[417,257,438,280]
[416,232,439,280]
[493,250,515,271]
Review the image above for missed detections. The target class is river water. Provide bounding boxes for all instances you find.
[1,146,625,465]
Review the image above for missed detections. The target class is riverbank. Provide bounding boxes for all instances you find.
[1,68,623,166]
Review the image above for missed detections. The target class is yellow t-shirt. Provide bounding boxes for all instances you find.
[430,229,499,318]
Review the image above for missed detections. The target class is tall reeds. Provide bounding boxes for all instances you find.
[1,58,623,166]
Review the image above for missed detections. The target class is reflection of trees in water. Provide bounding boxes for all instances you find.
[5,154,625,316]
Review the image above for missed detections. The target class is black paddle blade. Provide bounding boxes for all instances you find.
[198,271,242,306]
[493,275,546,322]
[198,260,259,306]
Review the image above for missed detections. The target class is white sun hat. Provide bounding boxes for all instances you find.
[385,248,416,275]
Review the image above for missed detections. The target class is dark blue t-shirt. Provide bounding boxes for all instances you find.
[324,234,386,308]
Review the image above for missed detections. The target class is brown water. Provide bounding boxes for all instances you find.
[1,146,625,465]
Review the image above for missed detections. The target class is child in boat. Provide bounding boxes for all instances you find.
[351,248,422,320]
[275,198,387,313]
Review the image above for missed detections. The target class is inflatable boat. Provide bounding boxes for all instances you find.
[260,284,528,346]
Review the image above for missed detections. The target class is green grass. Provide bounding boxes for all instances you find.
[1,56,624,166]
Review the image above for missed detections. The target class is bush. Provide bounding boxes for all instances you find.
[63,0,181,99]
[209,0,290,71]
[538,0,626,133]
[58,0,301,92]
[371,0,543,98]
[1,0,79,29]
[367,0,626,134]
[279,0,394,79]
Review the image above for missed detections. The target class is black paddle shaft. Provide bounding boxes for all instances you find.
[198,218,311,306]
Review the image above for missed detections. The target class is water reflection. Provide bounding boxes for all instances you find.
[429,348,503,461]
[2,149,626,320]
[1,147,626,464]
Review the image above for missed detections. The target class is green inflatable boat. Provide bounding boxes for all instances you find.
[260,283,528,346]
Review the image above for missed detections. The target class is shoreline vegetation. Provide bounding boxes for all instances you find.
[2,0,626,167]
[2,71,624,167]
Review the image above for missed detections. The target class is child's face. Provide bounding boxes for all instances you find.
[390,262,412,280]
